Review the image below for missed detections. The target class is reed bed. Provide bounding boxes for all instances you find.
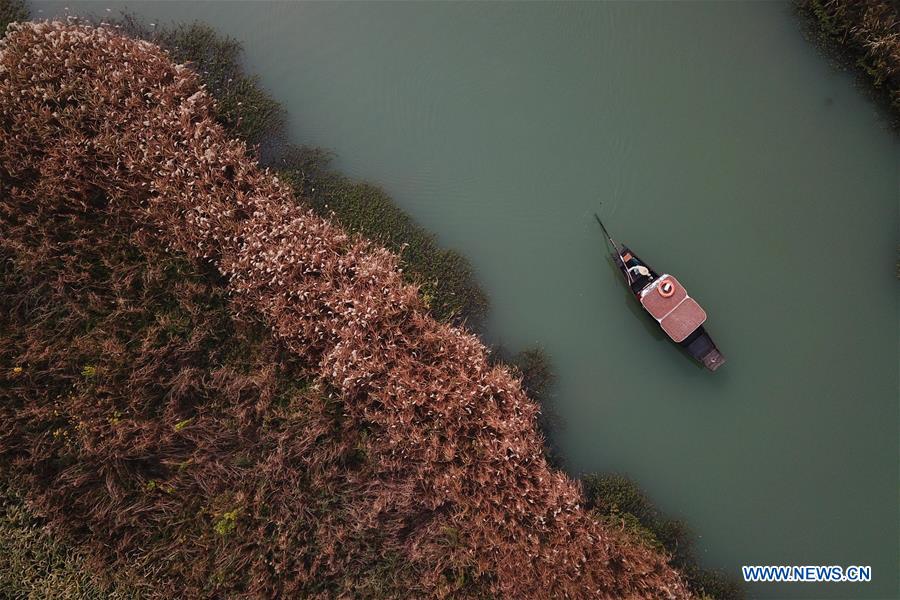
[0,21,691,599]
[114,17,488,326]
[0,187,437,598]
[798,0,900,124]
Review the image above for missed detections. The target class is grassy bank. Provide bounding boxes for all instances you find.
[584,475,743,600]
[494,351,742,598]
[796,0,900,128]
[0,7,748,597]
[114,16,487,326]
[2,20,693,599]
[273,146,488,326]
[0,6,484,594]
[104,23,710,596]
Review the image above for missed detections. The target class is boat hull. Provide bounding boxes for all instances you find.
[679,326,726,371]
[614,245,726,371]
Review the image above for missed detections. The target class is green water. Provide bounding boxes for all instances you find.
[31,2,900,597]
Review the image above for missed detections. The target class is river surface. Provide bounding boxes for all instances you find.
[32,2,900,598]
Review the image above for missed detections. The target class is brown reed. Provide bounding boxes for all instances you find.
[0,21,691,599]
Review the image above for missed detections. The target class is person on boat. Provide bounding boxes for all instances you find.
[619,251,653,293]
[628,264,650,278]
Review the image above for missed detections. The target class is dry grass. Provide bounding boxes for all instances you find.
[0,21,692,599]
[0,484,135,599]
[111,17,488,326]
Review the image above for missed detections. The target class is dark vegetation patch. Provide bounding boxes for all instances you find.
[0,0,26,31]
[796,0,900,129]
[584,474,743,600]
[491,346,564,469]
[510,349,559,460]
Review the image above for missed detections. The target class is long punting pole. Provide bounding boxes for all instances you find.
[593,211,633,286]
[593,213,617,249]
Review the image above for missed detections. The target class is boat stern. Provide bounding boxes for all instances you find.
[701,348,726,371]
[680,326,726,372]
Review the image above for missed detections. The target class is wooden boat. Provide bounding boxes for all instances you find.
[595,214,725,371]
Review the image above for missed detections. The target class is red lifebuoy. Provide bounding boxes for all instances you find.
[658,279,675,298]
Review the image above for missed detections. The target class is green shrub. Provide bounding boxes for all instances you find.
[583,473,656,524]
[212,509,239,536]
[510,347,554,402]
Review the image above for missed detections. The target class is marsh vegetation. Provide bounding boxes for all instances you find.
[0,20,691,598]
[797,0,900,127]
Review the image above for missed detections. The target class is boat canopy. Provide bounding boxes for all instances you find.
[639,275,707,343]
